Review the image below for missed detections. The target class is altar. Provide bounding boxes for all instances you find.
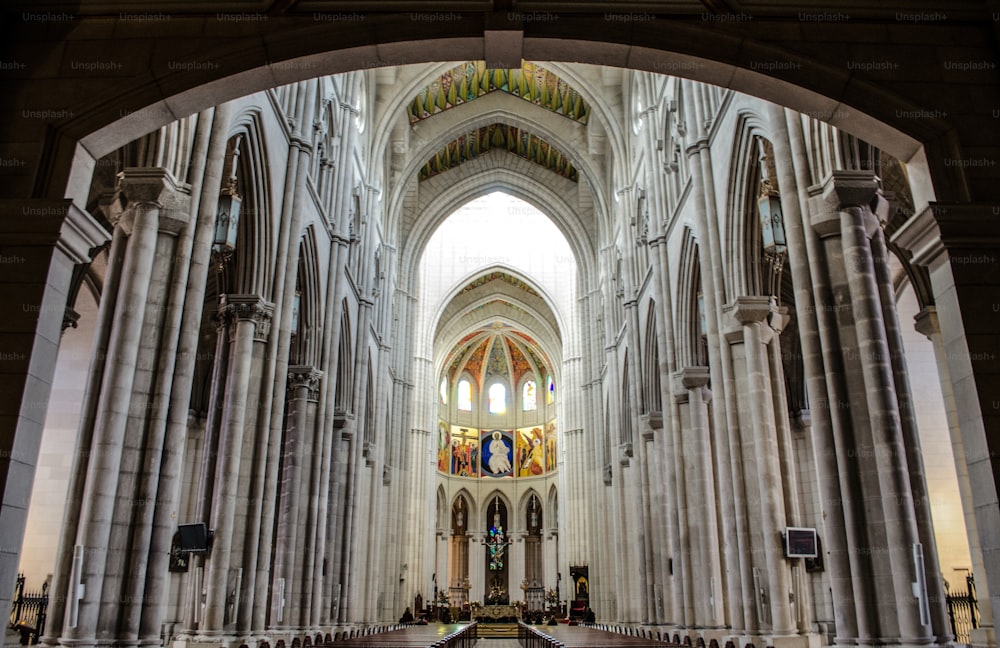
[472,604,518,622]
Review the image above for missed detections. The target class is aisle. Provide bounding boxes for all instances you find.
[473,640,520,648]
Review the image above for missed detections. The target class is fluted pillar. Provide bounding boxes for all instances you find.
[822,173,932,647]
[202,294,274,634]
[726,296,795,637]
[272,365,323,628]
[673,367,724,628]
[56,169,188,648]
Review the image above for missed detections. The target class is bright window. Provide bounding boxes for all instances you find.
[489,383,506,414]
[522,381,536,411]
[546,375,555,404]
[458,380,472,411]
[440,377,448,405]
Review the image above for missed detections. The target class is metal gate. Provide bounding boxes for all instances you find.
[946,574,980,645]
[8,574,48,645]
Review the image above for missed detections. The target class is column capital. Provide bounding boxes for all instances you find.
[675,366,710,390]
[116,167,191,234]
[219,294,274,341]
[287,365,324,400]
[820,170,880,211]
[726,295,773,325]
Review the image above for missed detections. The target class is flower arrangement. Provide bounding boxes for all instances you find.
[545,588,559,605]
[487,583,507,603]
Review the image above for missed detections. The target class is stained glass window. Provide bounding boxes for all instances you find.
[489,383,506,414]
[440,377,448,405]
[522,381,536,411]
[458,379,472,411]
[546,375,555,404]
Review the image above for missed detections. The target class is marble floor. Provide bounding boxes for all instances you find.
[474,640,520,648]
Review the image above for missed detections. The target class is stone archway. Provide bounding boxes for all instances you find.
[1,5,998,636]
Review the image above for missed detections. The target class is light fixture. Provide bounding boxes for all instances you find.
[757,138,787,303]
[212,137,243,271]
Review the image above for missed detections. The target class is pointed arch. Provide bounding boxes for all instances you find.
[292,226,323,367]
[547,485,559,532]
[435,485,448,531]
[620,352,634,449]
[643,301,662,415]
[725,111,773,302]
[334,302,353,415]
[677,227,707,368]
[227,109,274,298]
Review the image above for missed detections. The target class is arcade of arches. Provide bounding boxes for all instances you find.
[1,7,1000,648]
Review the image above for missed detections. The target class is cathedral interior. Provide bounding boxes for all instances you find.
[1,3,999,648]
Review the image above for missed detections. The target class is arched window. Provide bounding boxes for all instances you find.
[440,377,448,405]
[546,375,555,404]
[458,379,472,411]
[522,381,537,411]
[489,383,506,414]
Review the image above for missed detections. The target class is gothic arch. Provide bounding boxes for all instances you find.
[435,485,448,531]
[724,111,773,302]
[292,226,323,367]
[334,302,353,416]
[677,227,706,368]
[451,489,478,525]
[226,109,275,299]
[642,302,662,415]
[518,488,544,523]
[400,167,599,297]
[547,485,559,532]
[385,90,605,215]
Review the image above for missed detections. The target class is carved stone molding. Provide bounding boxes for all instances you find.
[287,365,324,401]
[727,295,772,326]
[117,167,191,235]
[219,294,275,341]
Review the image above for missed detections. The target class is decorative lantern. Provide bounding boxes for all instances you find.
[757,187,786,256]
[290,290,301,334]
[212,137,243,271]
[213,186,242,256]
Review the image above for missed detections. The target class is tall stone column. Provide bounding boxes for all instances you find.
[673,367,724,628]
[773,103,864,646]
[822,173,931,646]
[272,365,322,628]
[202,294,273,634]
[56,170,188,648]
[726,296,795,638]
[469,531,485,604]
[892,203,1000,647]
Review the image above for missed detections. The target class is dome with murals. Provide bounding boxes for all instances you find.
[437,324,557,480]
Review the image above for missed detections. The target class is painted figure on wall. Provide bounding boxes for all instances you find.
[438,421,450,472]
[450,427,479,477]
[481,430,513,477]
[545,420,557,473]
[516,427,545,477]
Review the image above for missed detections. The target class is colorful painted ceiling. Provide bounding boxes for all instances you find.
[418,123,578,182]
[407,61,590,125]
[444,327,552,388]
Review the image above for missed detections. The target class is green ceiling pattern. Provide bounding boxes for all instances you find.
[418,123,578,182]
[407,61,591,125]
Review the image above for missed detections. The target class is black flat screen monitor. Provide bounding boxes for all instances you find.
[177,523,210,553]
[785,527,818,558]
